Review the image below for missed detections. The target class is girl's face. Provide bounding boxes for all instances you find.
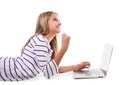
[48,13,61,35]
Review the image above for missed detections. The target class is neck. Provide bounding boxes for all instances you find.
[44,34,56,43]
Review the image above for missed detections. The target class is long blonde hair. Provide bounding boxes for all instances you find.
[21,11,58,59]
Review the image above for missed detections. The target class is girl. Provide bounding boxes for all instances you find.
[0,11,90,81]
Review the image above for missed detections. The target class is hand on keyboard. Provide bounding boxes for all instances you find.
[73,61,90,72]
[81,68,89,72]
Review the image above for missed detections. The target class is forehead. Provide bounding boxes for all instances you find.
[50,13,59,19]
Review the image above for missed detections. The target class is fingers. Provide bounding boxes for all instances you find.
[62,33,70,40]
[84,62,91,68]
[80,61,91,69]
[83,61,90,65]
[61,33,70,52]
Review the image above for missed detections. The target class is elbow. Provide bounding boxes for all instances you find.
[43,73,55,79]
[43,68,59,79]
[42,60,59,79]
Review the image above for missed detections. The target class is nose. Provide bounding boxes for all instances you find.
[58,21,61,26]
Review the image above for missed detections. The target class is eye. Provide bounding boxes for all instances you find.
[53,18,58,21]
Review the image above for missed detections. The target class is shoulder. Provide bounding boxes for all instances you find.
[32,34,47,45]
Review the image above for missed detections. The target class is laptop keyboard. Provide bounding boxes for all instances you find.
[73,69,105,79]
[78,69,105,78]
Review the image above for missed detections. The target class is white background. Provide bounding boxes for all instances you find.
[0,0,120,84]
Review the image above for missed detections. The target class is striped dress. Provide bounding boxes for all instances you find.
[0,34,59,81]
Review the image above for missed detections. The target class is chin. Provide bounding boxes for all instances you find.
[55,31,60,35]
[55,30,60,33]
[57,31,60,33]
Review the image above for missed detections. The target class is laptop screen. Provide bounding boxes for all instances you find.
[100,44,113,72]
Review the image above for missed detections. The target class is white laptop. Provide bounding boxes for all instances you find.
[72,44,113,79]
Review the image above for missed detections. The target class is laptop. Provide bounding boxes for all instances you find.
[72,44,113,79]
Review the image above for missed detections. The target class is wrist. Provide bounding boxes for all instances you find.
[73,65,77,72]
[59,48,66,54]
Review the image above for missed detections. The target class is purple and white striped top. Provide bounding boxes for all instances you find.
[0,34,59,81]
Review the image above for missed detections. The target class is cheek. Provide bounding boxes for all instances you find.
[48,24,54,32]
[48,22,53,28]
[49,22,56,29]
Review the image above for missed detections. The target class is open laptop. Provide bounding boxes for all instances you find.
[72,44,113,79]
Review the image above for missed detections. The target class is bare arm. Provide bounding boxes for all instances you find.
[58,65,75,73]
[58,61,91,73]
[53,33,90,73]
[54,33,70,66]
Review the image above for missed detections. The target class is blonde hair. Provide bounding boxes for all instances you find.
[21,11,58,59]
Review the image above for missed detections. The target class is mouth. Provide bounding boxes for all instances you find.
[56,25,61,28]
